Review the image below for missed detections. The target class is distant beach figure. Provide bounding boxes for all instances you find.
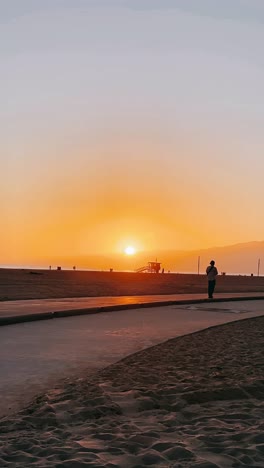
[206,260,218,299]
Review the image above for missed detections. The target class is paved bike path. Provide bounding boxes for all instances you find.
[1,292,264,325]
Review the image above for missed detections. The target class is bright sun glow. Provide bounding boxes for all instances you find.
[124,246,136,255]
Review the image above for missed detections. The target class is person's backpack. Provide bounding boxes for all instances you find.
[207,266,214,275]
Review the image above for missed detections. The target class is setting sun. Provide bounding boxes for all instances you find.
[124,246,136,256]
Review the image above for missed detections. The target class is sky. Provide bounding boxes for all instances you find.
[1,0,264,268]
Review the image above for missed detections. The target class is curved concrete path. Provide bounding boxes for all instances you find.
[0,299,264,418]
[1,292,264,325]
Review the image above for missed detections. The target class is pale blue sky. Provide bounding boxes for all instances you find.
[2,1,264,22]
[1,1,264,262]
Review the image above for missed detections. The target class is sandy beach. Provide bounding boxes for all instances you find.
[1,269,264,301]
[1,315,263,467]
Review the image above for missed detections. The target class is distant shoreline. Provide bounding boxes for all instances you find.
[1,268,264,301]
[0,266,257,276]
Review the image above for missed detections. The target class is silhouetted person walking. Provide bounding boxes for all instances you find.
[206,260,218,299]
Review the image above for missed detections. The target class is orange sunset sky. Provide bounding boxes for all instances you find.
[2,1,264,268]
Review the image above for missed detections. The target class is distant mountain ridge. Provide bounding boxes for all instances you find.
[156,241,264,275]
[56,240,264,275]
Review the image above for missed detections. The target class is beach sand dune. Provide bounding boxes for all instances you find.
[0,316,264,467]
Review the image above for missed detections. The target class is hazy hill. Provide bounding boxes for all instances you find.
[153,241,264,275]
[52,241,264,275]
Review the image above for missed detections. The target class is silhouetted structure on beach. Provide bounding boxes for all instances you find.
[135,261,161,273]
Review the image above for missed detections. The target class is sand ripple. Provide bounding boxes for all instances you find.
[1,316,264,467]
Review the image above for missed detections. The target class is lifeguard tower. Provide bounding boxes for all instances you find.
[135,261,161,273]
[148,261,161,273]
